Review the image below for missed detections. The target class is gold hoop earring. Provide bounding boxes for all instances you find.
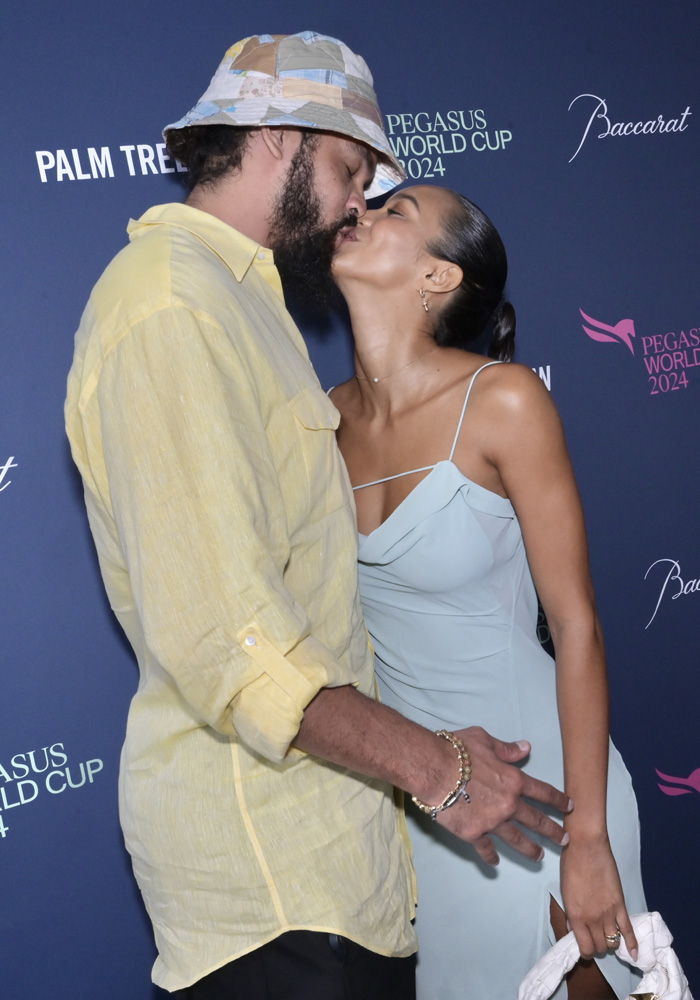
[419,288,430,313]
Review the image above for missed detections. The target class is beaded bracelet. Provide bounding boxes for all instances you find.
[411,730,472,821]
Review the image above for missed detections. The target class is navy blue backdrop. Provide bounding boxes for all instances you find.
[2,2,698,997]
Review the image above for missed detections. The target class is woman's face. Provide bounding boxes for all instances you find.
[332,184,455,293]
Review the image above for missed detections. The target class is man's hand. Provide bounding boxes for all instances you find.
[296,688,570,865]
[432,727,572,865]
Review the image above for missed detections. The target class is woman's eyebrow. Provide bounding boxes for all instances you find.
[388,193,420,212]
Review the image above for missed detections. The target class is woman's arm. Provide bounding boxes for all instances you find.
[477,365,638,960]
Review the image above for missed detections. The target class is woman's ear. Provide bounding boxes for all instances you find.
[425,261,463,296]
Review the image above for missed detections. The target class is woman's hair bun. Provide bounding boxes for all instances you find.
[488,300,516,362]
[427,192,516,361]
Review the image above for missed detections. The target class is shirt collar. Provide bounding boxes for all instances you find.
[127,203,278,289]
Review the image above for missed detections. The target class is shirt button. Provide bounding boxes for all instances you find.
[257,252,265,261]
[244,635,257,646]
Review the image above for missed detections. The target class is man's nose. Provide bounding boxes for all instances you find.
[347,189,367,219]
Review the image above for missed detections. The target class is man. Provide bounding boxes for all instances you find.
[66,32,569,999]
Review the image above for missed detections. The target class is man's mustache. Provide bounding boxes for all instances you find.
[334,214,358,235]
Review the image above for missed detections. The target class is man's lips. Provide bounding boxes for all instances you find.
[336,228,359,245]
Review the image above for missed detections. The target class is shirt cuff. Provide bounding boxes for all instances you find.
[232,625,359,762]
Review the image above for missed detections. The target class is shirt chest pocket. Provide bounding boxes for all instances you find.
[279,389,348,529]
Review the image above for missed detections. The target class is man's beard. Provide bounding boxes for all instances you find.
[268,135,355,316]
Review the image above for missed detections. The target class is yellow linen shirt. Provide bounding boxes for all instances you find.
[65,203,416,991]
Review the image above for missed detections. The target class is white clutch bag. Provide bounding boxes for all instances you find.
[518,911,693,1000]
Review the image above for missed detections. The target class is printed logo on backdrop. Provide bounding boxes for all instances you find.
[35,116,514,184]
[35,143,187,182]
[567,94,691,162]
[531,366,551,390]
[0,743,103,839]
[0,456,17,492]
[656,767,700,798]
[643,558,700,629]
[385,110,512,181]
[580,309,699,396]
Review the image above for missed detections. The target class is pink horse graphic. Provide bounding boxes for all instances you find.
[580,309,636,355]
[656,767,700,796]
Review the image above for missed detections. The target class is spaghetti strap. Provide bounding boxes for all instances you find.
[448,361,502,461]
[353,465,436,491]
[353,360,502,491]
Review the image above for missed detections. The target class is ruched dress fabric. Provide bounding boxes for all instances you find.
[355,363,646,1000]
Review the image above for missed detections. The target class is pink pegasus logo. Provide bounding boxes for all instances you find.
[580,309,636,355]
[656,767,700,796]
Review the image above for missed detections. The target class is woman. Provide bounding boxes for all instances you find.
[330,186,647,999]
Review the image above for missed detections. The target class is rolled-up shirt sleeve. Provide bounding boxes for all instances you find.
[91,306,353,762]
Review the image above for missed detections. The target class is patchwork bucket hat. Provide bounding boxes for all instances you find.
[164,31,405,198]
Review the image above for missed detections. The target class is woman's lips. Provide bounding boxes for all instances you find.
[336,228,359,247]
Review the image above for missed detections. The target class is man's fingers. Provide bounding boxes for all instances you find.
[491,736,531,762]
[470,834,500,867]
[456,727,532,763]
[492,821,545,862]
[513,799,570,847]
[520,772,572,815]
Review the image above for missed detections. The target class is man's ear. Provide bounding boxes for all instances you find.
[259,126,299,163]
[425,260,463,296]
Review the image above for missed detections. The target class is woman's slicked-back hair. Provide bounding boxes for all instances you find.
[427,192,516,362]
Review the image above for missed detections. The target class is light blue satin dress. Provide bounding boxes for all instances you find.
[355,362,646,999]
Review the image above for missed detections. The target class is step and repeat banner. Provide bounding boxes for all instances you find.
[3,2,698,997]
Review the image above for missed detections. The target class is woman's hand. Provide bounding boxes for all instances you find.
[560,834,638,962]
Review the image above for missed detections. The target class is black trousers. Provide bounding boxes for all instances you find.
[174,930,417,1000]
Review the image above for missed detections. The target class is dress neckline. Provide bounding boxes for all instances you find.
[357,460,511,539]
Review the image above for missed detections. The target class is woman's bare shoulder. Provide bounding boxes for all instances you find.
[472,361,555,416]
[461,362,565,465]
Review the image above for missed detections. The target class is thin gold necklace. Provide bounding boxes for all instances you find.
[356,344,439,384]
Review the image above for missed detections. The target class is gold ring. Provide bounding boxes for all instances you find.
[605,932,621,946]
